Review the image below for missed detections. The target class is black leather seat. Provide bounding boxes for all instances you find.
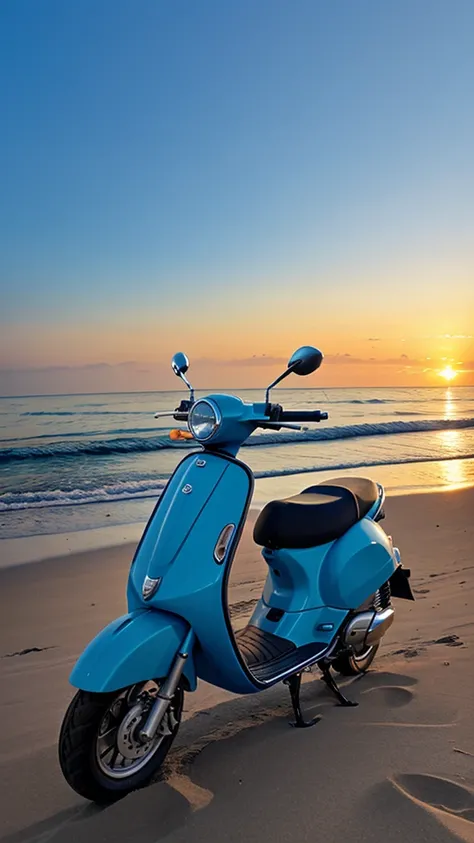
[253,476,379,550]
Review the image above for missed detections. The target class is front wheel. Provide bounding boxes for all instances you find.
[58,680,183,803]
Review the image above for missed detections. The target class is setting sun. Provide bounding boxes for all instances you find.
[439,365,457,382]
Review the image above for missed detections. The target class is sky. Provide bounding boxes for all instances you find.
[1,0,473,395]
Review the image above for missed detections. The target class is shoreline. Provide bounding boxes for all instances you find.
[1,457,474,568]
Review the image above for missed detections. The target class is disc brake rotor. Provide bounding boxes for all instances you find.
[95,682,177,778]
[116,703,152,760]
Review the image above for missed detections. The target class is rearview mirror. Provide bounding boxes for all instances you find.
[171,352,190,377]
[287,346,323,376]
[265,345,324,402]
[171,352,194,401]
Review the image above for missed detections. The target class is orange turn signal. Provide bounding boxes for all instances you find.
[170,429,194,441]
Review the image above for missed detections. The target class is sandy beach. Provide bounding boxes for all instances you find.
[0,486,473,843]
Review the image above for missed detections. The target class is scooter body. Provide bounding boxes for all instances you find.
[61,349,414,803]
[72,446,398,697]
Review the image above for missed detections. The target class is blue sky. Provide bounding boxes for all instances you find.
[1,0,473,393]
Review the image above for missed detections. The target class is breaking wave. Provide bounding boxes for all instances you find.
[2,450,473,511]
[0,479,167,511]
[2,416,474,463]
[19,410,154,417]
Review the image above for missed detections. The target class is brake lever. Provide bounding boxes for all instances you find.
[261,423,308,431]
[155,397,194,420]
[154,411,189,421]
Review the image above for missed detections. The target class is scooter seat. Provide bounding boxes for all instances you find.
[253,476,379,550]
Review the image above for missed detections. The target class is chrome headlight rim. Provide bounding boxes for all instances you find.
[188,399,222,442]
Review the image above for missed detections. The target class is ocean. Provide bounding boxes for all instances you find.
[1,385,474,541]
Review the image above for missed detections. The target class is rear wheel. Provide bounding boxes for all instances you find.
[58,680,183,803]
[332,642,379,676]
[333,581,391,676]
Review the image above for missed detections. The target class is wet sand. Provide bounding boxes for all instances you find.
[0,487,473,843]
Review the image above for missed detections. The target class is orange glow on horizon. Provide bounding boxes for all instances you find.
[3,318,474,394]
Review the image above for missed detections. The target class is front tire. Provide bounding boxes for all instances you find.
[58,680,183,803]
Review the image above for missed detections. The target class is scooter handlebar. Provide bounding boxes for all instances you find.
[154,411,189,421]
[278,410,328,423]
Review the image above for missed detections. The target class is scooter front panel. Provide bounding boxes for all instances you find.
[128,453,229,602]
[129,454,259,694]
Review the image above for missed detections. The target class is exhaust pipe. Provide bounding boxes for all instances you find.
[366,607,394,645]
[343,611,376,649]
[343,607,395,649]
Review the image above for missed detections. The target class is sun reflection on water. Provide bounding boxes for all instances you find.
[443,389,456,420]
[440,428,462,453]
[436,419,473,489]
[440,457,470,490]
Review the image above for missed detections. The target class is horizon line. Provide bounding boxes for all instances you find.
[0,384,469,400]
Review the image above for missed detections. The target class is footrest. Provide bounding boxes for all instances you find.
[235,625,294,666]
[235,625,327,683]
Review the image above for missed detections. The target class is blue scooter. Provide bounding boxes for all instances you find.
[59,346,414,803]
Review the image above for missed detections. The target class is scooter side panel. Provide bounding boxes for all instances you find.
[248,599,347,649]
[69,608,196,692]
[261,543,330,611]
[320,518,397,609]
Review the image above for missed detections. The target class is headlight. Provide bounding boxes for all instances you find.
[188,399,221,441]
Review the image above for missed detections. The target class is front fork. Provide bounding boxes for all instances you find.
[139,629,195,742]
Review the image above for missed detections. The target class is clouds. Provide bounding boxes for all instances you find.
[191,352,427,369]
[3,353,472,378]
[218,355,288,367]
[2,351,474,396]
[0,361,140,375]
[0,361,160,397]
[419,334,474,341]
[192,353,422,369]
[436,334,473,340]
[323,354,419,366]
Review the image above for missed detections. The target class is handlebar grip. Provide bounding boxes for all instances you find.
[279,410,328,422]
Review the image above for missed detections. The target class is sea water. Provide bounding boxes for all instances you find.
[1,386,474,540]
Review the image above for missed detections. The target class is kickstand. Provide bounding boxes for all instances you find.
[318,661,358,708]
[285,672,321,728]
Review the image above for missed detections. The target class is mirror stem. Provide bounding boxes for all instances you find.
[180,373,194,402]
[265,361,299,404]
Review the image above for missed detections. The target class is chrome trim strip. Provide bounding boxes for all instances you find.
[214,523,236,564]
[258,646,329,686]
[142,576,162,600]
[366,482,385,521]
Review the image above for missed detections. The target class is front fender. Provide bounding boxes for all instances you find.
[70,609,196,693]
